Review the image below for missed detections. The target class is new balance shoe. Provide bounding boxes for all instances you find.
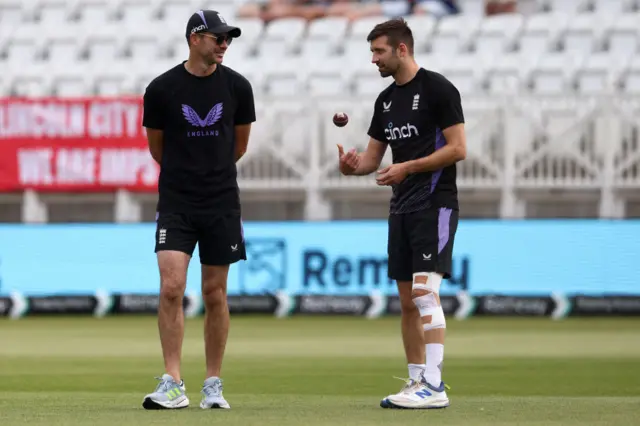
[385,377,450,409]
[142,374,189,410]
[200,377,230,409]
[380,377,420,409]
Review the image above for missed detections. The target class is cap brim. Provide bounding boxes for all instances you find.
[207,25,241,38]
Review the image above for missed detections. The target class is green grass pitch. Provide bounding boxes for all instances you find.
[1,316,639,425]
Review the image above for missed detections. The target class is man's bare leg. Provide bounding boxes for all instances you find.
[142,250,191,410]
[202,264,230,379]
[199,264,232,409]
[386,272,449,409]
[397,280,426,380]
[380,280,426,408]
[412,273,446,388]
[157,251,191,382]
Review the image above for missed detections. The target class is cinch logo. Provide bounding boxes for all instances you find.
[182,103,223,137]
[385,122,419,141]
[191,25,206,34]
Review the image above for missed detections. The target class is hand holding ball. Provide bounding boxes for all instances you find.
[333,112,349,127]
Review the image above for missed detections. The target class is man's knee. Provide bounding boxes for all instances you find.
[411,272,446,330]
[396,280,419,315]
[202,265,229,308]
[158,251,189,300]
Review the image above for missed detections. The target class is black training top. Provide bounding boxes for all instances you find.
[368,68,465,215]
[143,61,256,214]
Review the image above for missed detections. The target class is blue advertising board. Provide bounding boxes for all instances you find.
[0,220,638,297]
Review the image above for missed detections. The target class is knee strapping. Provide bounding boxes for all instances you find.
[411,272,446,330]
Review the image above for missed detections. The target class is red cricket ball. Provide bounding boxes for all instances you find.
[333,112,349,127]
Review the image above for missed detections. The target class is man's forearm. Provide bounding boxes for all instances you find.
[351,154,379,176]
[405,145,465,174]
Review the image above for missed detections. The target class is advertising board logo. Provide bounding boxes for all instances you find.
[302,250,469,293]
[240,238,287,294]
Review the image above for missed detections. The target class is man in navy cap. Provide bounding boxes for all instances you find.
[141,9,255,411]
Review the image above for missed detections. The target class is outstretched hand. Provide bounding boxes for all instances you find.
[376,163,409,186]
[337,144,360,176]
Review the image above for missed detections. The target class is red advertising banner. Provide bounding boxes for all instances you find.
[0,97,159,192]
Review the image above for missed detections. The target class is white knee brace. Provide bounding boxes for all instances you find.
[411,272,446,331]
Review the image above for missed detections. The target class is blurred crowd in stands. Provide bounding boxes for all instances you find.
[237,0,518,22]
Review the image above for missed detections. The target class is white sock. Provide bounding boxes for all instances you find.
[425,343,444,387]
[407,363,426,382]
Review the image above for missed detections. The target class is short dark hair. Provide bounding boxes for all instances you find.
[366,18,414,55]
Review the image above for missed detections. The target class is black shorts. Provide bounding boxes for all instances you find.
[388,207,459,281]
[154,212,247,266]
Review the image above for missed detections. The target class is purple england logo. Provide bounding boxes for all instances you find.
[182,102,223,137]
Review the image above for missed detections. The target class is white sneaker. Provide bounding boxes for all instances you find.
[200,377,231,409]
[386,377,450,409]
[380,377,420,409]
[142,374,189,410]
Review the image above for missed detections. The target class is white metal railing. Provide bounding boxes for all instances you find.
[4,94,640,222]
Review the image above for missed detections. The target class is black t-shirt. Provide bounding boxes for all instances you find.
[142,62,256,214]
[368,68,464,215]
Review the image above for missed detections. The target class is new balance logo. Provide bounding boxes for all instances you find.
[158,228,167,244]
[415,389,432,399]
[412,94,420,110]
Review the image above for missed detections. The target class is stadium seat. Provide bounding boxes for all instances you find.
[403,15,437,54]
[2,35,41,65]
[45,37,81,63]
[473,13,524,56]
[560,13,601,55]
[306,59,351,97]
[35,0,72,25]
[540,0,590,14]
[438,54,487,94]
[198,0,237,21]
[301,17,349,58]
[591,0,634,13]
[484,53,535,94]
[619,56,640,94]
[92,69,130,96]
[73,0,115,26]
[517,12,569,55]
[229,57,267,95]
[222,38,252,66]
[604,12,640,57]
[574,53,629,94]
[265,59,305,97]
[0,1,24,28]
[429,14,482,55]
[83,36,122,62]
[233,18,264,47]
[528,52,585,94]
[158,0,194,22]
[257,17,306,59]
[351,63,389,98]
[341,16,385,66]
[115,0,158,26]
[348,15,386,40]
[126,34,165,62]
[10,64,52,96]
[52,71,89,97]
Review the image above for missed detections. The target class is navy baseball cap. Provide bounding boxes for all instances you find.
[186,10,241,40]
